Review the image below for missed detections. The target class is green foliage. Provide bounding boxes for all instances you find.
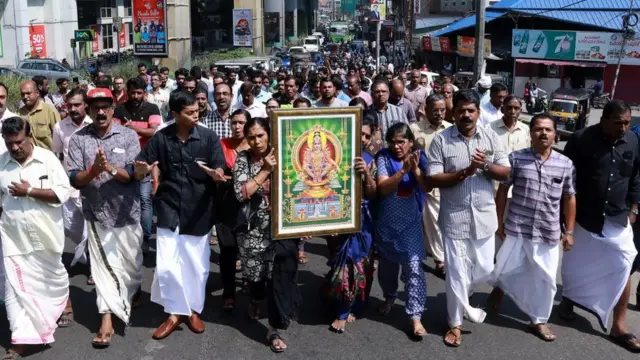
[0,74,29,113]
[192,48,252,70]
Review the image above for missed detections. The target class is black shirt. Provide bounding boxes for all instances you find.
[136,123,225,236]
[564,124,640,233]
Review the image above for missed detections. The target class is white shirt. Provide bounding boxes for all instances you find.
[147,88,170,121]
[233,101,268,118]
[479,102,503,127]
[0,146,71,256]
[52,115,92,198]
[0,109,18,154]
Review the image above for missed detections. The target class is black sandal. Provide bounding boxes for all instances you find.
[222,298,235,313]
[267,332,286,353]
[248,300,260,320]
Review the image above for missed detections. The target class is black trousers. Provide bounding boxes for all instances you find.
[216,224,239,300]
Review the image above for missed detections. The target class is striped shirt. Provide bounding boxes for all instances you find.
[366,103,408,145]
[202,109,232,139]
[428,125,510,240]
[503,148,576,245]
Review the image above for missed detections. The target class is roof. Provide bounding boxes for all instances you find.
[415,15,462,30]
[515,9,640,32]
[490,0,640,10]
[431,10,506,37]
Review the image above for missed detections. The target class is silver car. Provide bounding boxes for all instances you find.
[17,58,76,80]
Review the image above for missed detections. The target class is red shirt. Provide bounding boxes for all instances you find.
[113,101,162,149]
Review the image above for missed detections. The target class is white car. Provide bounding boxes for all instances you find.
[302,37,320,52]
[311,32,325,45]
[289,46,308,54]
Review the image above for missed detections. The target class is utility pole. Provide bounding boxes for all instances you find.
[611,0,635,99]
[376,21,381,71]
[279,0,286,46]
[472,0,486,83]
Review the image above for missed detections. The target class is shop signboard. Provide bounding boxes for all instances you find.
[90,25,100,53]
[232,9,253,47]
[29,24,47,57]
[132,0,168,56]
[456,36,490,57]
[513,29,640,65]
[422,36,451,52]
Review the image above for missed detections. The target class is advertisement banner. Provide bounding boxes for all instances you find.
[422,36,451,52]
[29,24,47,57]
[132,0,168,56]
[232,9,253,47]
[415,0,421,14]
[370,0,385,21]
[574,32,608,61]
[512,29,577,60]
[120,24,126,48]
[608,33,640,65]
[456,36,490,57]
[90,25,100,53]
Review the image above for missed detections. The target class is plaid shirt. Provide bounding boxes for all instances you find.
[202,109,232,139]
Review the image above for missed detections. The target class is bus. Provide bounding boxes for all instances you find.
[328,22,353,43]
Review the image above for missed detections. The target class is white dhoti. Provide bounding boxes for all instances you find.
[444,234,495,327]
[151,227,211,316]
[4,250,69,344]
[87,221,143,324]
[63,197,88,266]
[491,235,560,324]
[423,191,444,262]
[561,220,637,330]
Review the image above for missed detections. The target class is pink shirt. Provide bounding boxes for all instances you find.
[355,90,373,106]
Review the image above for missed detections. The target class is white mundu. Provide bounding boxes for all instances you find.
[0,146,71,344]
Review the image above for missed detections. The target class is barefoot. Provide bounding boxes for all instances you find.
[412,319,427,337]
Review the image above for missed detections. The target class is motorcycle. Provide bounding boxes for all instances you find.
[587,87,611,109]
[526,89,548,114]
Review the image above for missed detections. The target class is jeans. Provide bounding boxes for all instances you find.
[140,176,153,243]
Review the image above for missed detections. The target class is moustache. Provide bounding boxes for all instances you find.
[69,111,80,117]
[96,115,108,121]
[460,118,473,123]
[539,135,548,140]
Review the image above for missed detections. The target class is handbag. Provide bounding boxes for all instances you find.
[235,192,262,233]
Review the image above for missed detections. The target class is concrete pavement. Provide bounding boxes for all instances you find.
[4,238,640,360]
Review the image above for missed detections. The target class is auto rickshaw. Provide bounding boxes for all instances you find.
[548,88,591,135]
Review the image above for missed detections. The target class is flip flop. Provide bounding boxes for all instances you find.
[529,324,556,342]
[443,327,462,347]
[610,333,640,353]
[267,332,286,353]
[378,300,394,316]
[92,330,114,349]
[412,323,428,337]
[57,309,74,327]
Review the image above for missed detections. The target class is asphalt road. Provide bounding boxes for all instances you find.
[3,236,640,360]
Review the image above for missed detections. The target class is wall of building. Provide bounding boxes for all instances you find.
[604,64,640,104]
[0,0,78,67]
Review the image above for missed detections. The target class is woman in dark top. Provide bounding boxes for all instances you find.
[216,109,250,312]
[233,117,301,353]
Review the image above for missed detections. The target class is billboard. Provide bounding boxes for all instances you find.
[233,9,253,47]
[132,0,168,56]
[457,36,491,57]
[90,25,100,53]
[422,36,451,52]
[29,24,47,57]
[370,0,386,21]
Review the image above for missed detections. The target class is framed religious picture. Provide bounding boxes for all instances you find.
[271,107,362,240]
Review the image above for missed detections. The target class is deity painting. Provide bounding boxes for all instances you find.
[235,19,251,36]
[272,110,361,240]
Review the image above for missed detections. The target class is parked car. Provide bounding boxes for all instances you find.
[303,36,320,52]
[289,46,308,54]
[0,67,27,77]
[17,58,77,80]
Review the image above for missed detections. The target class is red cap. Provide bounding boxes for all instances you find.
[87,88,114,101]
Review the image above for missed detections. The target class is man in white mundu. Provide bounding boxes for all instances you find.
[0,116,71,359]
[560,100,640,352]
[66,88,143,348]
[488,114,576,342]
[135,91,226,340]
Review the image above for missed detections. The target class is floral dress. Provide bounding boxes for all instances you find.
[233,150,274,283]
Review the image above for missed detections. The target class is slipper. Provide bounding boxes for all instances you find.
[412,323,428,337]
[443,327,462,347]
[378,300,394,316]
[529,324,556,342]
[610,333,640,353]
[57,309,74,328]
[92,330,114,349]
[2,349,22,360]
[267,332,286,353]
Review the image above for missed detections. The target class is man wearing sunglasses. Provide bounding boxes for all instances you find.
[66,88,143,349]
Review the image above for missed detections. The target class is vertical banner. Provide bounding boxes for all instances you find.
[29,24,47,57]
[132,0,168,56]
[120,24,126,48]
[0,27,3,58]
[90,25,100,53]
[414,0,421,14]
[232,9,253,47]
[370,0,386,21]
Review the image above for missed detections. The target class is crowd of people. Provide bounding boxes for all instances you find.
[0,55,639,359]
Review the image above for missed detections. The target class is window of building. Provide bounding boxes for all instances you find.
[124,0,132,16]
[101,24,114,50]
[127,22,134,46]
[100,0,115,18]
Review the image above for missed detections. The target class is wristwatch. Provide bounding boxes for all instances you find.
[633,208,639,215]
[110,166,118,176]
[482,161,490,172]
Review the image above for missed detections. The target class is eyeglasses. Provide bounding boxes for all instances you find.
[91,104,113,112]
[362,133,372,140]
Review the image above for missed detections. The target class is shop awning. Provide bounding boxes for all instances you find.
[456,51,503,61]
[515,58,607,68]
[431,10,506,37]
